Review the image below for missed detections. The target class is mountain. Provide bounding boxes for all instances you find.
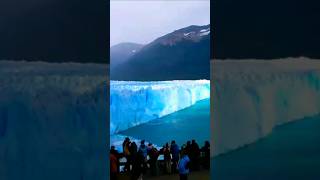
[110,43,144,69]
[213,0,320,59]
[111,25,210,81]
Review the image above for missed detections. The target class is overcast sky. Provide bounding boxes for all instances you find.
[110,1,210,46]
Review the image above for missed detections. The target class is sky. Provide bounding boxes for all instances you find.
[110,0,210,46]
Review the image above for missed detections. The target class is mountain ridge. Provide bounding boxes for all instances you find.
[111,24,210,81]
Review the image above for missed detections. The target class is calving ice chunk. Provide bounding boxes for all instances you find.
[110,80,210,134]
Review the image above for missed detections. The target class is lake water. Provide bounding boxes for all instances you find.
[115,99,210,149]
[211,114,320,180]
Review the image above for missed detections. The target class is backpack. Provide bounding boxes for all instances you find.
[150,147,159,159]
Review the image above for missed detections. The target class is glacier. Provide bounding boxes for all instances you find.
[0,61,108,180]
[110,80,210,134]
[211,58,320,157]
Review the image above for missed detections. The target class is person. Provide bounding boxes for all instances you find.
[147,143,153,153]
[190,139,200,170]
[171,140,180,173]
[130,142,138,157]
[201,141,210,169]
[185,141,191,156]
[110,147,119,180]
[130,141,138,170]
[110,145,119,157]
[138,140,148,161]
[122,137,130,152]
[163,143,172,174]
[148,144,159,176]
[159,145,165,154]
[178,150,190,180]
[123,139,131,172]
[133,149,148,180]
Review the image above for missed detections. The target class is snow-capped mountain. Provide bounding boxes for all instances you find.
[111,24,210,81]
[150,25,210,46]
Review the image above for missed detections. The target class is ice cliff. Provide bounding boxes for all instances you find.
[0,61,108,180]
[211,58,320,156]
[110,80,210,134]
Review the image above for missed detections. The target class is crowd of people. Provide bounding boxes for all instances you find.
[110,137,210,180]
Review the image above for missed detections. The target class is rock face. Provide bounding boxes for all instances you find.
[110,80,210,134]
[211,58,320,157]
[0,61,108,180]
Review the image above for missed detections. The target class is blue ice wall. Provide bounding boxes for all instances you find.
[0,61,108,180]
[212,58,320,157]
[110,80,210,134]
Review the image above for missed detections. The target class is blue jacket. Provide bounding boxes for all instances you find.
[139,145,148,158]
[178,155,190,174]
[171,144,180,159]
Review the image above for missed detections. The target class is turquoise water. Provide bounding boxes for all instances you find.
[211,115,320,180]
[118,99,210,148]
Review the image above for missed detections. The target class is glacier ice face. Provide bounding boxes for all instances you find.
[211,58,320,157]
[110,80,210,134]
[0,61,108,180]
